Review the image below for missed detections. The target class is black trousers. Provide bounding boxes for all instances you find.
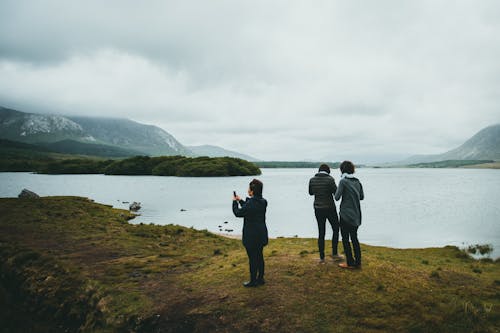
[245,245,264,282]
[314,208,340,259]
[340,222,361,266]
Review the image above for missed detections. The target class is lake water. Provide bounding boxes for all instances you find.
[1,168,499,257]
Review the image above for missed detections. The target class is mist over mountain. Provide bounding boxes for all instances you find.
[0,106,256,159]
[399,124,500,165]
[0,106,191,156]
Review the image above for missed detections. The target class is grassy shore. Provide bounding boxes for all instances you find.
[462,162,500,169]
[1,197,499,332]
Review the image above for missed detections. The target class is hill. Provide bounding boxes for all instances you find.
[39,139,142,157]
[1,197,498,332]
[401,124,500,165]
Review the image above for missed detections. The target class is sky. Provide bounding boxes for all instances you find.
[1,1,499,162]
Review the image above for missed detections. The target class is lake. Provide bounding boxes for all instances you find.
[1,168,499,258]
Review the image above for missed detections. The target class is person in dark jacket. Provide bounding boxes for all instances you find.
[309,164,342,263]
[335,161,364,268]
[233,179,269,287]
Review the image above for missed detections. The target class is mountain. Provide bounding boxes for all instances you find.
[0,106,191,156]
[67,116,191,156]
[400,124,500,164]
[187,145,259,161]
[0,107,86,143]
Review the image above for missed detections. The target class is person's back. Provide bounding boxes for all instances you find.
[309,172,337,210]
[336,176,364,227]
[335,161,364,268]
[308,164,341,262]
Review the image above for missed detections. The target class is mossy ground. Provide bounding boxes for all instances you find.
[1,197,499,332]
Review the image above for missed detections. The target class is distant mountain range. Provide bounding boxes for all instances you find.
[187,145,259,161]
[0,106,258,160]
[398,124,500,164]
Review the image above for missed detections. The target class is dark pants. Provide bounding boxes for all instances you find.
[340,222,361,266]
[245,245,265,282]
[314,208,340,259]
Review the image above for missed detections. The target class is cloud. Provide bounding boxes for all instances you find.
[1,0,499,161]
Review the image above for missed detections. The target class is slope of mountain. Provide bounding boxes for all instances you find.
[187,145,259,161]
[67,116,191,156]
[0,106,191,156]
[399,124,500,165]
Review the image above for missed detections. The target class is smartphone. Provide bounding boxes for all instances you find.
[233,191,237,197]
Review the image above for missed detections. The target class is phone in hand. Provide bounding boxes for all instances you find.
[233,191,237,197]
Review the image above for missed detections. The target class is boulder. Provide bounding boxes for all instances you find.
[18,189,39,199]
[129,202,141,211]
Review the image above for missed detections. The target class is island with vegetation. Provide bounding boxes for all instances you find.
[0,140,261,177]
[1,196,498,332]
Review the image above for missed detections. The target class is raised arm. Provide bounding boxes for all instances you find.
[233,199,252,217]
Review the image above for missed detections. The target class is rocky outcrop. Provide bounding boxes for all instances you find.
[129,202,141,211]
[18,189,39,199]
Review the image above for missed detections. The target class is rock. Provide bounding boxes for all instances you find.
[224,229,234,232]
[223,221,228,224]
[18,189,39,199]
[129,202,141,211]
[180,208,187,212]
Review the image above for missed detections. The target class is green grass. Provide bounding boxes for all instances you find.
[1,197,499,332]
[407,159,495,168]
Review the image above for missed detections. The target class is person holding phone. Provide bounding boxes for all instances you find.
[232,179,269,287]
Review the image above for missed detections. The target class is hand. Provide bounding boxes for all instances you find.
[233,195,241,201]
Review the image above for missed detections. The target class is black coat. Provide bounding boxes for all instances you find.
[309,172,338,210]
[232,195,269,248]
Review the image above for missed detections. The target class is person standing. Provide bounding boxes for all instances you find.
[233,179,269,287]
[309,164,342,263]
[335,161,364,268]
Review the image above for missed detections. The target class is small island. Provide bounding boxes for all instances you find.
[1,152,261,177]
[0,196,498,332]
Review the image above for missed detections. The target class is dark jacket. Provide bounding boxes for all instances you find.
[335,176,364,227]
[232,195,269,248]
[309,172,338,210]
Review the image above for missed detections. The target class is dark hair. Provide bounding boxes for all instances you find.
[318,164,330,174]
[340,161,355,174]
[249,179,263,196]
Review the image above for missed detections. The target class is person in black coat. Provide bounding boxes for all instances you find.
[232,179,269,287]
[309,164,342,263]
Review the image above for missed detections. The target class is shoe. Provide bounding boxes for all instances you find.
[330,254,345,261]
[318,259,326,264]
[338,263,356,269]
[256,278,266,286]
[243,281,258,287]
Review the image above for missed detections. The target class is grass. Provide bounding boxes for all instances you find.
[1,197,499,332]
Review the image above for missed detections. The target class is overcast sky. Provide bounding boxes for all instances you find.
[1,1,499,162]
